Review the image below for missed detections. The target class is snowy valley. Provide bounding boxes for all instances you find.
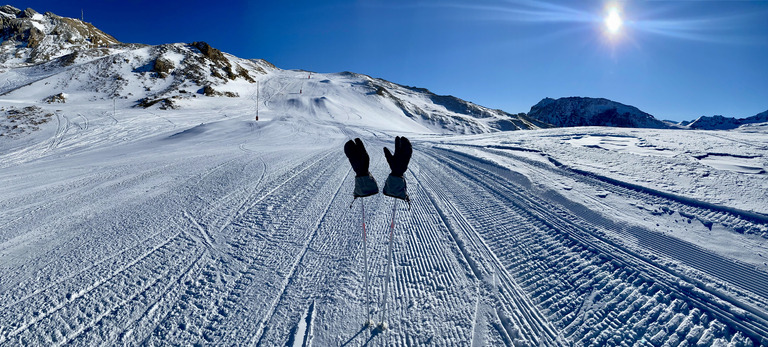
[2,5,768,346]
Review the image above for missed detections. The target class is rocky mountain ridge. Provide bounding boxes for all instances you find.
[526,97,673,129]
[0,5,120,65]
[0,5,544,135]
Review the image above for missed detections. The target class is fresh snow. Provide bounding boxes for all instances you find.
[2,66,768,346]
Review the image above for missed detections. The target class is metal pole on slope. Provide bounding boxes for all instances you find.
[361,199,372,326]
[380,199,398,329]
[256,80,259,121]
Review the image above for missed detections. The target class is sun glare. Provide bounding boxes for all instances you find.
[605,7,622,34]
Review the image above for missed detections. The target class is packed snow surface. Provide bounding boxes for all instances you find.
[2,69,768,346]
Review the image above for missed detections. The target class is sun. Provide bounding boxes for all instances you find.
[605,7,623,35]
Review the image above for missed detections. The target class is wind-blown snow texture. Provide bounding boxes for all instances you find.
[2,6,768,346]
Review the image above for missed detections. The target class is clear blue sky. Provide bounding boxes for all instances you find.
[10,0,768,121]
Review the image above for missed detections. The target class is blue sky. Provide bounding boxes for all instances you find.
[10,0,768,121]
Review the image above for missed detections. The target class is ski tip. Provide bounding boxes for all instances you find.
[377,322,388,331]
[364,320,374,328]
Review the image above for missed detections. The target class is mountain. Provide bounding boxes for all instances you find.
[359,77,550,133]
[527,97,671,129]
[0,5,119,65]
[687,115,743,130]
[688,110,768,130]
[0,6,544,135]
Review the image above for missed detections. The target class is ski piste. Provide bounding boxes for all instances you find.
[356,195,400,331]
[379,199,398,330]
[360,199,372,327]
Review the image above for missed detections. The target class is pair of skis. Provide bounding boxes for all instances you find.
[360,198,398,330]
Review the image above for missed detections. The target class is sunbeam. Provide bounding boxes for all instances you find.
[412,0,767,46]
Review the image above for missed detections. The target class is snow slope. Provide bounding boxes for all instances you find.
[1,5,543,137]
[2,78,768,345]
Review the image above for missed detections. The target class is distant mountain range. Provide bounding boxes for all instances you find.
[1,5,765,133]
[527,97,672,129]
[686,111,768,130]
[524,97,767,131]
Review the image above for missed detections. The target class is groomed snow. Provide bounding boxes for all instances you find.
[1,68,768,345]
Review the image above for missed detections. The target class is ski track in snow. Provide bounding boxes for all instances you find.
[412,162,559,344]
[1,71,768,345]
[446,146,768,298]
[2,130,767,346]
[424,147,768,342]
[46,112,68,153]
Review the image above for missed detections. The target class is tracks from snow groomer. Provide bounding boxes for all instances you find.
[421,146,768,345]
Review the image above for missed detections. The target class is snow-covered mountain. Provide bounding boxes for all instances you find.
[688,115,743,130]
[688,110,768,130]
[3,5,768,347]
[0,5,119,65]
[527,97,672,129]
[0,6,543,135]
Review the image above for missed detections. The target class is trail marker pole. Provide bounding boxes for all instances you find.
[380,199,398,329]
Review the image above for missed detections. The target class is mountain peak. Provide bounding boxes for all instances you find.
[20,7,38,18]
[0,5,20,17]
[528,96,671,129]
[0,6,120,65]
